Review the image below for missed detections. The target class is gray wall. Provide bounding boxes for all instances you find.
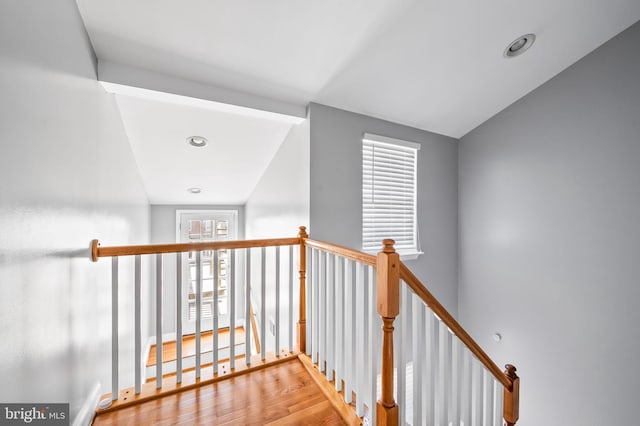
[459,21,640,426]
[150,204,245,243]
[244,119,309,352]
[309,103,459,313]
[0,0,150,423]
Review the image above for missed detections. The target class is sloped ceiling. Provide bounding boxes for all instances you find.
[112,93,296,205]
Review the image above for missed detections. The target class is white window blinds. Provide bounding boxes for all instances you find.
[362,133,420,254]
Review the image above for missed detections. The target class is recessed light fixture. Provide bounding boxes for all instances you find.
[188,187,202,194]
[187,136,208,148]
[504,34,536,58]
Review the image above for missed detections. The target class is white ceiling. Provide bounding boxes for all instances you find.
[110,89,296,205]
[77,0,640,204]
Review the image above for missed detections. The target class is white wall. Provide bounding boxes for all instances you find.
[459,21,640,426]
[0,0,150,423]
[244,119,310,353]
[245,119,310,239]
[309,104,459,313]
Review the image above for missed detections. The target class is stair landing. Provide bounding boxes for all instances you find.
[93,358,347,425]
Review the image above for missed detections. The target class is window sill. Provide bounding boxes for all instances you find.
[364,249,423,261]
[399,251,423,261]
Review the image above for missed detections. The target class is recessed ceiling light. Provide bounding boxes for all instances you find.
[188,187,202,194]
[504,34,536,58]
[187,136,208,148]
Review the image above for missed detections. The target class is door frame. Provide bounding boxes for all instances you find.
[175,209,239,334]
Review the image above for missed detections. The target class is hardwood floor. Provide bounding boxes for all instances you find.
[93,359,346,425]
[147,327,246,367]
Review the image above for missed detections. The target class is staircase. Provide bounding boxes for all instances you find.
[90,226,520,425]
[144,326,247,381]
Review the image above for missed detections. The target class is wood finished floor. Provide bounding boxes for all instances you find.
[147,327,246,367]
[93,359,346,426]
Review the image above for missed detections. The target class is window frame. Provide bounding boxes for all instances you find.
[362,133,423,260]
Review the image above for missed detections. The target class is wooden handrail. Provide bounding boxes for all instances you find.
[90,237,300,261]
[399,263,512,391]
[303,239,376,266]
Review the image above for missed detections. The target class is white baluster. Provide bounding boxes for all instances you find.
[343,259,354,404]
[361,263,370,417]
[326,254,335,381]
[472,359,484,426]
[450,337,462,426]
[156,253,163,388]
[260,247,266,361]
[367,265,376,425]
[461,350,472,426]
[229,249,235,370]
[288,246,294,353]
[412,293,423,426]
[438,320,452,424]
[111,257,119,400]
[334,256,344,392]
[425,307,437,426]
[275,246,281,356]
[318,251,326,372]
[395,283,407,426]
[494,378,504,426]
[195,251,202,378]
[245,248,251,365]
[354,262,365,417]
[311,249,318,362]
[306,247,312,357]
[213,250,219,373]
[134,255,142,394]
[484,369,494,426]
[176,252,182,383]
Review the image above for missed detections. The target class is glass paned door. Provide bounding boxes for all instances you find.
[178,210,237,332]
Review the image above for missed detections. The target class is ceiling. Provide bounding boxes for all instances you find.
[77,0,640,204]
[109,89,297,205]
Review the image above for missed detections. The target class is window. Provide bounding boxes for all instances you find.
[362,133,421,258]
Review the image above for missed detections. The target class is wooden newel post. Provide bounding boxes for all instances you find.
[504,364,520,426]
[376,239,400,426]
[297,226,309,353]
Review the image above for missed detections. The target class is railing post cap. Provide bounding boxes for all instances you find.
[298,226,308,238]
[505,364,519,379]
[381,239,396,253]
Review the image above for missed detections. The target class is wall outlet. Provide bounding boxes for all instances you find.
[268,317,276,336]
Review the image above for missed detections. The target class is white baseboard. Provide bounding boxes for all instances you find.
[72,381,101,426]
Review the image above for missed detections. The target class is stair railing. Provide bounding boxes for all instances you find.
[90,234,304,412]
[300,231,520,426]
[91,226,519,425]
[395,247,519,426]
[302,232,379,422]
